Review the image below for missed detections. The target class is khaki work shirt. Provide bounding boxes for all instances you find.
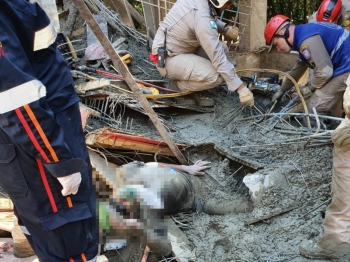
[152,0,243,91]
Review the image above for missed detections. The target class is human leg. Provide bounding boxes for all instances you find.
[160,54,224,92]
[304,72,348,127]
[300,117,350,259]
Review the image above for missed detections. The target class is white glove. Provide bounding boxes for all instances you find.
[57,172,82,196]
[237,86,254,107]
[224,26,239,42]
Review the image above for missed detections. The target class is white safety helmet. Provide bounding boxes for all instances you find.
[209,0,231,9]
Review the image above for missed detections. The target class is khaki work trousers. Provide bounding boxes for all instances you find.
[307,72,349,117]
[318,116,350,252]
[157,42,228,92]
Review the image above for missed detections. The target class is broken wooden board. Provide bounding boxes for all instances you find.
[79,103,101,129]
[154,100,214,113]
[86,128,186,157]
[167,219,195,262]
[0,198,13,211]
[71,27,85,37]
[0,212,15,233]
[75,79,111,94]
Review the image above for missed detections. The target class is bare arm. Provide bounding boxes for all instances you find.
[156,160,211,176]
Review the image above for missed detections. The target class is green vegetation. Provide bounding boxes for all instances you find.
[267,0,323,24]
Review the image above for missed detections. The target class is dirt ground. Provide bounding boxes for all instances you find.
[58,1,337,261]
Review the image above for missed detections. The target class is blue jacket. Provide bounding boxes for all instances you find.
[0,0,85,176]
[294,22,350,77]
[0,1,97,261]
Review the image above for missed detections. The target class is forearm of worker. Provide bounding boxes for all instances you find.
[302,35,333,89]
[195,16,243,91]
[280,60,308,91]
[146,162,186,172]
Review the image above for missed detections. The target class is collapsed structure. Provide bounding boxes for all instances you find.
[0,0,342,261]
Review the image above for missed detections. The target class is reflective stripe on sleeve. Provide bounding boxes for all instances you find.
[0,80,46,114]
[330,30,349,59]
[34,22,57,51]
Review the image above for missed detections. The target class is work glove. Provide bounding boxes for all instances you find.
[223,25,239,42]
[57,172,82,196]
[237,86,254,107]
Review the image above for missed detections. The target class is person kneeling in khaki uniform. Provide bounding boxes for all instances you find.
[150,0,254,107]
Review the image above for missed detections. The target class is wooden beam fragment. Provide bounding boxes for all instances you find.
[167,219,195,262]
[86,128,186,157]
[72,0,188,164]
[79,102,101,129]
[0,212,15,233]
[0,198,13,211]
[75,78,111,94]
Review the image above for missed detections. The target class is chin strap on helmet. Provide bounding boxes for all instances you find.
[272,22,293,49]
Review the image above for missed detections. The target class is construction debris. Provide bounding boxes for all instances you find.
[86,127,186,156]
[0,1,340,261]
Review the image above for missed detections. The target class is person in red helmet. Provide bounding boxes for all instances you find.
[309,0,350,29]
[266,14,350,260]
[265,15,350,127]
[317,0,343,23]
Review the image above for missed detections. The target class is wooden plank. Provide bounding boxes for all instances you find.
[104,0,134,28]
[167,219,195,262]
[79,103,101,130]
[72,0,188,165]
[0,198,13,211]
[86,128,186,157]
[0,212,15,233]
[75,79,111,93]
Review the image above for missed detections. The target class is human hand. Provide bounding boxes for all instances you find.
[300,85,315,96]
[184,160,211,176]
[57,172,82,196]
[237,86,254,107]
[224,25,239,42]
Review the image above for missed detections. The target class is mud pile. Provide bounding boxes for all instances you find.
[59,1,335,261]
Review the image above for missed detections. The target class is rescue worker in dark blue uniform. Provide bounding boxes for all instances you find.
[265,15,350,126]
[0,0,98,261]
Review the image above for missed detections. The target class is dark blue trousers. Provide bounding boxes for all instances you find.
[0,103,98,262]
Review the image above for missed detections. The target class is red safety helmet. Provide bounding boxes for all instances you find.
[264,15,291,45]
[316,0,342,23]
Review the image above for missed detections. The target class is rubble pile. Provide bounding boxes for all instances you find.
[0,1,339,261]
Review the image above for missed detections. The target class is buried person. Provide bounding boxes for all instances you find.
[93,157,252,259]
